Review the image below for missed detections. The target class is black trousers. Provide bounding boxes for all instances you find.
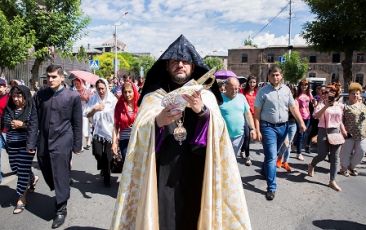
[37,150,72,206]
[92,138,112,181]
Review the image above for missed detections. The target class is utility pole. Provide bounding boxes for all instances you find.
[288,0,293,56]
[114,11,128,79]
[114,24,118,78]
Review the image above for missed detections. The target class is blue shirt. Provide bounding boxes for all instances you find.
[220,93,249,138]
[254,84,295,124]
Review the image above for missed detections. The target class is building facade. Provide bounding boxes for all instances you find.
[228,46,366,86]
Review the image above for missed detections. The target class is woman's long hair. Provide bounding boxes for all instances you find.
[243,75,258,94]
[114,81,140,130]
[296,79,311,97]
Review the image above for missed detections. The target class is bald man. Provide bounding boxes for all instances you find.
[219,77,256,157]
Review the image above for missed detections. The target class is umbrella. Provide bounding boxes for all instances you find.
[69,70,99,85]
[214,69,237,79]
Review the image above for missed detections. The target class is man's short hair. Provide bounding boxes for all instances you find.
[46,64,63,76]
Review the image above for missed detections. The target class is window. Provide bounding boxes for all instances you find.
[355,73,364,86]
[332,53,340,63]
[331,73,339,83]
[267,54,274,63]
[309,72,316,78]
[309,55,317,63]
[241,53,248,63]
[356,53,365,63]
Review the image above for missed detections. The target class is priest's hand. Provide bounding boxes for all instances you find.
[156,104,183,127]
[182,91,203,114]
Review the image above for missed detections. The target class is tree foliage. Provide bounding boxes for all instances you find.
[94,53,155,79]
[302,0,366,87]
[130,55,155,78]
[1,0,90,89]
[204,57,223,70]
[0,10,35,74]
[279,51,308,84]
[243,37,258,48]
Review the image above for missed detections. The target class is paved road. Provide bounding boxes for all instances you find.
[1,142,365,230]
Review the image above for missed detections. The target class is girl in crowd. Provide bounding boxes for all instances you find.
[305,85,325,152]
[73,78,93,150]
[241,75,258,166]
[85,79,117,187]
[339,82,366,176]
[4,85,38,214]
[277,84,298,172]
[308,83,346,191]
[112,81,139,168]
[295,79,313,161]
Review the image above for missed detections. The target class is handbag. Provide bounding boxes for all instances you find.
[324,114,345,145]
[110,153,124,173]
[326,132,345,145]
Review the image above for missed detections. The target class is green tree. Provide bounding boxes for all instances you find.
[278,51,308,84]
[0,10,35,75]
[76,45,88,62]
[130,55,156,78]
[302,0,366,88]
[2,0,90,90]
[204,57,223,70]
[243,37,258,48]
[95,52,138,78]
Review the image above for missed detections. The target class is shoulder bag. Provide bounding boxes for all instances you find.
[324,112,345,145]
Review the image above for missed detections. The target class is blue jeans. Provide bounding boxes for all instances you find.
[278,121,297,162]
[260,121,288,192]
[0,133,6,183]
[296,119,310,154]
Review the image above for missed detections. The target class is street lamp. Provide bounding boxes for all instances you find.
[114,11,128,78]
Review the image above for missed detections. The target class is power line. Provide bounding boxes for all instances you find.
[252,2,289,39]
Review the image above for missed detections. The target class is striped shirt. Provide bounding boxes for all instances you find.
[119,111,134,140]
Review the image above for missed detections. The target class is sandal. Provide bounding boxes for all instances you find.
[338,170,350,177]
[349,169,358,176]
[13,202,26,214]
[28,175,39,193]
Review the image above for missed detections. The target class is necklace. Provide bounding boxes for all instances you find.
[173,112,187,145]
[167,84,187,145]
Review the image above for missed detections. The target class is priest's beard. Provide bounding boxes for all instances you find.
[171,73,191,85]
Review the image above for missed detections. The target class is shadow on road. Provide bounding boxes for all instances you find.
[70,170,118,199]
[0,184,55,221]
[26,191,55,221]
[241,175,266,195]
[0,185,16,208]
[313,219,366,230]
[65,227,106,230]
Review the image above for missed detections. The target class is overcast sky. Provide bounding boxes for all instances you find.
[76,0,314,58]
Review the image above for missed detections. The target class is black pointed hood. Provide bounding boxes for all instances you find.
[138,35,222,105]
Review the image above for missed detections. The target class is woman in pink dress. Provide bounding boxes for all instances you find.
[295,79,313,161]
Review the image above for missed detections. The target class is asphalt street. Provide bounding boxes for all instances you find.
[0,141,365,230]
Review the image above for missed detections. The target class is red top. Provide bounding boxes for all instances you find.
[243,91,257,115]
[0,94,9,131]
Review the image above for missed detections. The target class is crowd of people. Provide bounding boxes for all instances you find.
[218,66,366,200]
[0,34,365,230]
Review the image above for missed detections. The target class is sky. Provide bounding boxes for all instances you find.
[77,0,315,58]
